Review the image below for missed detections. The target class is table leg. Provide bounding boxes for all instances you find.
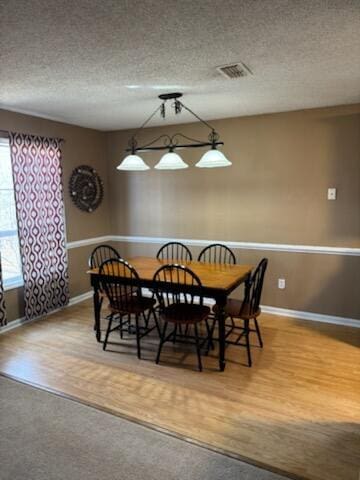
[216,297,227,372]
[93,287,101,343]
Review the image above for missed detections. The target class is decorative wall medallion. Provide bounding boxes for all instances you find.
[69,165,103,212]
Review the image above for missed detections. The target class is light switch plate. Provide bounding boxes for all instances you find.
[278,278,286,289]
[328,188,337,200]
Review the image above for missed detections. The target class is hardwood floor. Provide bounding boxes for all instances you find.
[0,300,359,480]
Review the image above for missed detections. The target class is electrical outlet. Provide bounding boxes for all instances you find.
[278,278,286,289]
[327,188,337,200]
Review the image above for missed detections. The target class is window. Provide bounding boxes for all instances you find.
[0,138,23,289]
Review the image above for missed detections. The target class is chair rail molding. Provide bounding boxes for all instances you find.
[67,234,360,256]
[67,235,113,249]
[112,235,360,256]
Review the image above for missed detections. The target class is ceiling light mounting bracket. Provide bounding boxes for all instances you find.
[158,92,183,101]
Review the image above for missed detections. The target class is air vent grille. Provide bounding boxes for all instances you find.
[216,62,252,79]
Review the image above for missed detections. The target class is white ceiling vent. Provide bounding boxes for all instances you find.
[216,62,252,79]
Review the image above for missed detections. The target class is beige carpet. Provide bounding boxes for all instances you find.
[0,375,292,480]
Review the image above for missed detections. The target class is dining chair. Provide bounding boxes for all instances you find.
[99,258,157,359]
[156,242,192,261]
[89,244,123,334]
[213,258,268,367]
[89,244,122,269]
[153,264,211,371]
[197,243,236,264]
[153,242,192,312]
[198,243,236,349]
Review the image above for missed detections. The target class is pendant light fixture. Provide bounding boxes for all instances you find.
[154,151,188,170]
[116,153,150,171]
[196,148,232,168]
[116,93,232,171]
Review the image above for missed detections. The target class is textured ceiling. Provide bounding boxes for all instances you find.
[0,0,360,131]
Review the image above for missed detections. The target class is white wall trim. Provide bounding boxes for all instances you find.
[67,236,113,249]
[0,290,93,335]
[0,315,27,334]
[1,290,358,334]
[261,305,360,328]
[4,236,358,331]
[68,290,93,305]
[112,235,360,256]
[64,234,360,256]
[141,288,359,328]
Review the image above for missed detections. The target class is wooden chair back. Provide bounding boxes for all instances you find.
[89,244,121,269]
[99,258,140,312]
[242,258,268,316]
[156,242,192,262]
[198,243,236,264]
[153,264,203,309]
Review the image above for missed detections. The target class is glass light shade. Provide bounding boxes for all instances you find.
[116,154,150,171]
[154,152,188,170]
[195,149,232,168]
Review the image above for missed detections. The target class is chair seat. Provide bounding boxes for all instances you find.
[213,298,261,319]
[103,286,135,304]
[100,285,133,299]
[109,296,156,315]
[160,303,210,324]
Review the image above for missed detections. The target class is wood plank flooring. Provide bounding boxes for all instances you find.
[0,300,359,480]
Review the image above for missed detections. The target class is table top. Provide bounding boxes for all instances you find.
[88,256,253,293]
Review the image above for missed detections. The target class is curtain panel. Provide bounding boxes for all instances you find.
[0,253,6,326]
[9,132,69,320]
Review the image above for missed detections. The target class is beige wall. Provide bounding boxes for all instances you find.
[107,104,360,319]
[0,109,111,321]
[1,104,359,323]
[107,241,360,319]
[107,104,360,246]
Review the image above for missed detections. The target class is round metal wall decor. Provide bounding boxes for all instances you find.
[69,165,103,212]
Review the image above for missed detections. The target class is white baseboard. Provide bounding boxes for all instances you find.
[0,290,94,335]
[1,289,358,334]
[261,305,360,328]
[141,288,359,328]
[68,290,93,306]
[0,315,27,333]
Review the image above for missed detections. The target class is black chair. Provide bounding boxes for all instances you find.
[198,243,236,264]
[99,258,157,359]
[213,258,268,367]
[198,244,236,348]
[153,264,211,371]
[89,244,122,269]
[156,242,192,262]
[89,244,122,334]
[152,242,192,310]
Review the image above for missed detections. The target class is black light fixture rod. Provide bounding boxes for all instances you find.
[125,141,224,153]
[123,93,224,157]
[130,103,163,141]
[177,100,217,132]
[158,93,217,132]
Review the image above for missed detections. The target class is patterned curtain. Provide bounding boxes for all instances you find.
[0,253,7,326]
[9,132,69,320]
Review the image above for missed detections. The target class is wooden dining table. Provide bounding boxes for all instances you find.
[88,256,253,371]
